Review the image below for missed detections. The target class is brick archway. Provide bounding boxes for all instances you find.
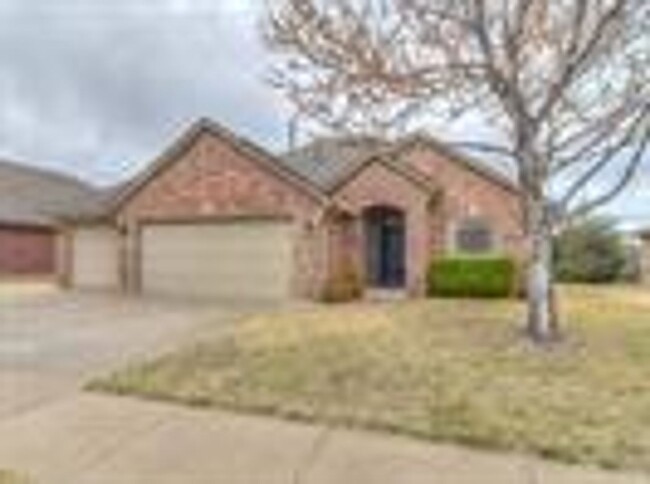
[363,206,406,289]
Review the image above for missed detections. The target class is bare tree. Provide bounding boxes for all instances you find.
[263,0,649,343]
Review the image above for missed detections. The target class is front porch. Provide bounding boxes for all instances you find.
[324,200,434,298]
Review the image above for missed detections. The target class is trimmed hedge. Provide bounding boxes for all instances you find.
[427,255,516,299]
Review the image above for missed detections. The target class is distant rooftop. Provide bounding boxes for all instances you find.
[0,159,106,227]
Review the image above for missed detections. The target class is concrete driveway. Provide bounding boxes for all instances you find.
[0,285,239,421]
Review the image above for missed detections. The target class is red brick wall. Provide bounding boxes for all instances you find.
[117,132,326,297]
[121,135,321,221]
[330,149,525,295]
[404,145,525,259]
[333,162,434,294]
[114,129,524,299]
[0,225,56,275]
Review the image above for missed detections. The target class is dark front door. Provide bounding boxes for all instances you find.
[365,207,406,288]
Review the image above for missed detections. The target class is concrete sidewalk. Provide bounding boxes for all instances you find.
[0,394,646,484]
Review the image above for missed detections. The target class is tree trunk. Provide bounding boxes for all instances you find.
[525,201,559,343]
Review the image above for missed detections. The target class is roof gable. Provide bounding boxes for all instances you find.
[282,137,394,190]
[110,119,326,214]
[281,134,519,195]
[398,134,519,194]
[328,155,440,197]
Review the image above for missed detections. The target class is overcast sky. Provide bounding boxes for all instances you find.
[0,0,648,228]
[0,0,285,182]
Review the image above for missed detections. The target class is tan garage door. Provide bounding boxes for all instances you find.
[141,220,294,300]
[72,227,119,289]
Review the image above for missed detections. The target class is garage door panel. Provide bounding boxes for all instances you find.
[72,227,119,289]
[141,221,293,300]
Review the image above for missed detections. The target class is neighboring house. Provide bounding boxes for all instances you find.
[60,118,524,300]
[0,160,101,278]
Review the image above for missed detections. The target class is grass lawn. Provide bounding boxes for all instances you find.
[0,471,28,484]
[90,285,650,472]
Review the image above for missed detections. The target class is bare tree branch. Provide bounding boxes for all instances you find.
[559,108,649,209]
[263,0,650,340]
[569,128,650,219]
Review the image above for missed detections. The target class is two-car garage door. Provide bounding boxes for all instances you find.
[140,220,294,300]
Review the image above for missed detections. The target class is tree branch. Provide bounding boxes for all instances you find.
[568,123,650,220]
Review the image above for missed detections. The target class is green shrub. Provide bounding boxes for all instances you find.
[427,256,516,299]
[321,258,364,303]
[554,218,626,283]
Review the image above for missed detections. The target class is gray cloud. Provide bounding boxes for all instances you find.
[0,0,287,184]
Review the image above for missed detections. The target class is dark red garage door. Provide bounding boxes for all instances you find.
[0,226,56,275]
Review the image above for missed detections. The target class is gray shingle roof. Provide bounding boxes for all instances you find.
[282,137,394,191]
[0,160,105,227]
[280,134,518,193]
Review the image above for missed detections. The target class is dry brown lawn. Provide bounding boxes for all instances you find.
[0,471,29,484]
[91,285,650,472]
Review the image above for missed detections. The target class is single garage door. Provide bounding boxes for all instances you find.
[0,226,55,275]
[141,220,294,300]
[71,227,119,289]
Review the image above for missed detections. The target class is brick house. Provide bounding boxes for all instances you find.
[0,160,101,278]
[62,118,524,300]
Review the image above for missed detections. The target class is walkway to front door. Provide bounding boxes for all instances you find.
[364,206,406,289]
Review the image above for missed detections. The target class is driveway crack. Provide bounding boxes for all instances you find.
[292,426,333,484]
[68,407,171,480]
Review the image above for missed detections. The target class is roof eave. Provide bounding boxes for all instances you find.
[326,154,441,198]
[399,134,520,195]
[56,213,114,226]
[0,219,55,229]
[107,118,328,217]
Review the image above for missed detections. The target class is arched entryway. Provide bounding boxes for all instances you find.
[363,206,406,289]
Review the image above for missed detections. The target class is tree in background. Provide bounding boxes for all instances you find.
[263,0,649,343]
[555,218,627,283]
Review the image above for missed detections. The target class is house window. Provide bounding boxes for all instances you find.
[453,218,495,254]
